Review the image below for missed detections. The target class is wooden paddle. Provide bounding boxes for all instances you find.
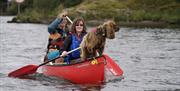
[66,16,73,24]
[8,47,80,77]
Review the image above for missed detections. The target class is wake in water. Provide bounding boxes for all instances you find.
[12,72,124,91]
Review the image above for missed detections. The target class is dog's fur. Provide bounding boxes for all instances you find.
[80,20,119,59]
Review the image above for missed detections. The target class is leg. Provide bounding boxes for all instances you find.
[55,58,64,63]
[96,46,104,56]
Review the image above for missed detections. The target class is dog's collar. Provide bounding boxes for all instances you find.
[102,27,106,37]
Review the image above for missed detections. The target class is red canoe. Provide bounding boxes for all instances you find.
[42,55,123,84]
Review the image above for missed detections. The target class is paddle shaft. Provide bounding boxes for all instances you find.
[66,16,73,24]
[38,47,81,67]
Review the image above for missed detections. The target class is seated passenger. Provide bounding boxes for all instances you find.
[61,17,87,64]
[44,11,70,63]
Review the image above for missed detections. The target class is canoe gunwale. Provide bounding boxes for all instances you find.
[45,55,107,67]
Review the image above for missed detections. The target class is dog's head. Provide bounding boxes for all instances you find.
[102,20,119,39]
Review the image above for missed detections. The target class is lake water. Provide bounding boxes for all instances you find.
[0,16,180,91]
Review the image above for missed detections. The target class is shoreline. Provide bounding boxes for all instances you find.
[86,20,172,28]
[7,17,180,29]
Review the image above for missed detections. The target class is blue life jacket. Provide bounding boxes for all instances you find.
[64,33,86,64]
[69,34,84,59]
[47,50,60,60]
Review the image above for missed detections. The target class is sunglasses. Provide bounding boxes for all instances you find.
[76,24,84,26]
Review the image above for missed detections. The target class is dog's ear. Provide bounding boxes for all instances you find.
[105,20,119,32]
[103,23,111,31]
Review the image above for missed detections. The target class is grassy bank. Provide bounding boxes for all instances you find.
[7,0,180,28]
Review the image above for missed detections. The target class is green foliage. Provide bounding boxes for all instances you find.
[7,0,33,15]
[7,1,17,15]
[62,0,83,8]
[71,0,126,21]
[127,0,174,10]
[7,0,180,26]
[21,0,34,10]
[161,10,180,23]
[17,9,41,23]
[176,0,180,3]
[131,10,146,21]
[33,0,60,11]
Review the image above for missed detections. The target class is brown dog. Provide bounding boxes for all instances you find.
[80,20,119,59]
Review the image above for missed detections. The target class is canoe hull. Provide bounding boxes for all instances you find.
[42,57,105,84]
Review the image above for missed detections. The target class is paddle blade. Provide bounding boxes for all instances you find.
[8,65,38,77]
[104,54,123,76]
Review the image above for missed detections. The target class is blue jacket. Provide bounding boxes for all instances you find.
[69,34,84,59]
[47,18,69,50]
[48,18,68,36]
[63,33,86,63]
[48,18,62,34]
